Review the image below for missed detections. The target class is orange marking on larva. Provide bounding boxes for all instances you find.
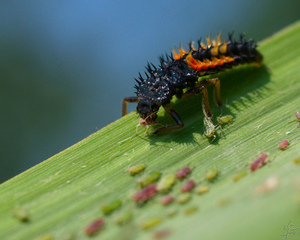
[201,61,209,69]
[186,52,195,65]
[186,51,235,72]
[226,56,235,62]
[172,49,180,60]
[186,53,202,71]
[220,55,234,63]
[204,59,212,68]
[215,57,224,66]
[203,59,212,69]
[208,59,217,68]
[178,45,187,58]
[212,57,218,64]
[186,52,196,64]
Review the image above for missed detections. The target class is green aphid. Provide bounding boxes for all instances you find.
[216,198,231,207]
[166,208,178,217]
[127,164,146,175]
[232,171,247,182]
[177,193,191,204]
[101,199,122,215]
[294,158,300,164]
[184,206,198,215]
[157,174,175,192]
[203,117,216,137]
[137,171,161,187]
[141,217,163,230]
[114,211,132,225]
[217,115,234,124]
[205,167,219,182]
[13,205,30,222]
[195,186,209,195]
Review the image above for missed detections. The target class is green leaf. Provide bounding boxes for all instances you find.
[1,21,300,240]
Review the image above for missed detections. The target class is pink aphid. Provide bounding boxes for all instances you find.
[139,118,148,126]
[181,179,195,192]
[250,153,268,172]
[132,184,157,203]
[153,229,172,239]
[278,139,289,150]
[85,218,105,236]
[160,195,174,205]
[139,117,157,126]
[176,167,191,179]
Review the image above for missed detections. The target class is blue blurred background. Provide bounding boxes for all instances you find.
[0,0,299,183]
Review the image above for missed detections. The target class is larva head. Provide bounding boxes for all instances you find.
[137,99,159,125]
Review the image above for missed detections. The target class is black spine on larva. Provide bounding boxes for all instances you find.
[227,33,262,64]
[135,57,197,105]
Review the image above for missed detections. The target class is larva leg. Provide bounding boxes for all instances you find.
[152,104,184,134]
[122,96,139,116]
[195,77,222,107]
[182,86,212,118]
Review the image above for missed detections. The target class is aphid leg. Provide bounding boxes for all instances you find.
[182,86,212,118]
[196,78,222,107]
[122,96,139,116]
[152,104,184,134]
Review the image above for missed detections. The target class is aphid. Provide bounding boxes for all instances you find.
[278,139,289,150]
[217,115,234,124]
[101,199,122,215]
[232,171,247,181]
[132,184,157,203]
[157,174,175,192]
[195,186,209,194]
[177,193,192,204]
[181,179,195,192]
[13,205,30,222]
[216,198,231,207]
[203,117,217,137]
[205,167,219,181]
[152,229,172,239]
[85,218,105,236]
[139,118,149,126]
[160,195,174,206]
[294,158,300,164]
[250,152,268,171]
[127,164,147,175]
[184,206,198,215]
[166,208,178,217]
[141,217,163,230]
[114,211,132,225]
[122,33,263,134]
[176,167,191,179]
[255,177,279,195]
[137,171,161,187]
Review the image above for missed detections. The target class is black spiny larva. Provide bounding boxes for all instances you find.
[122,33,263,134]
